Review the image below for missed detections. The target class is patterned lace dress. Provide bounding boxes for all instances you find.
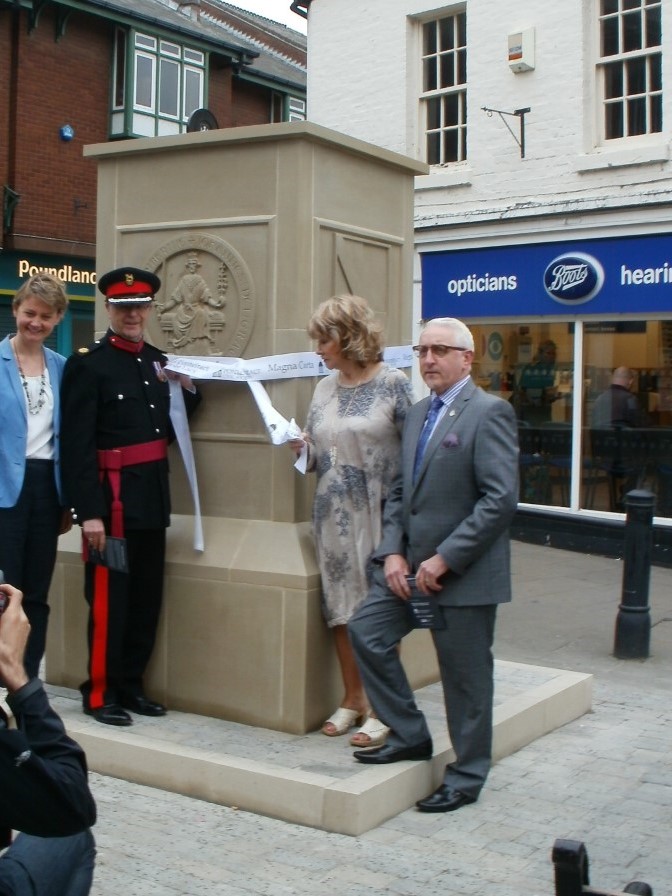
[304,364,414,626]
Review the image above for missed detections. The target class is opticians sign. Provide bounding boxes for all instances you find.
[421,233,672,318]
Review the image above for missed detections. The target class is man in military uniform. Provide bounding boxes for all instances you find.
[60,267,200,726]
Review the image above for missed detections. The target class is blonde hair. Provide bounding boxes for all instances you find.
[13,274,69,315]
[308,294,383,364]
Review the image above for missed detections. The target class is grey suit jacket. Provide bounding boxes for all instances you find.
[374,378,519,607]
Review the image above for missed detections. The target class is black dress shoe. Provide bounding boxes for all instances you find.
[353,738,433,764]
[121,694,167,716]
[415,784,477,813]
[84,704,133,726]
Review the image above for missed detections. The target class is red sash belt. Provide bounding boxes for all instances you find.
[97,438,168,537]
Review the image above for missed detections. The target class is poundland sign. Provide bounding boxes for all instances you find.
[0,251,96,299]
[421,232,672,318]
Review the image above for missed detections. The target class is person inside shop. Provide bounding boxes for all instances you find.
[60,267,201,727]
[288,295,414,749]
[513,339,558,425]
[348,317,519,814]
[591,366,646,511]
[0,273,72,679]
[591,367,643,429]
[0,579,97,896]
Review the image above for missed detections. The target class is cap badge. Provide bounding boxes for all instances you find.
[124,273,135,286]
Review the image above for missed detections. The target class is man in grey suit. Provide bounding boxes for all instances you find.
[348,317,519,813]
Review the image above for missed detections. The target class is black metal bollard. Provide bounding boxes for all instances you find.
[553,839,589,896]
[614,489,654,659]
[552,839,653,896]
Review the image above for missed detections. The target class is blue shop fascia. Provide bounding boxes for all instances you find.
[419,230,672,565]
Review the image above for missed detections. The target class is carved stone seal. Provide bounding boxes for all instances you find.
[145,234,255,357]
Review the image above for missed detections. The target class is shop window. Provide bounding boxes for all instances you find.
[597,0,662,141]
[584,320,672,515]
[111,31,206,138]
[468,324,574,510]
[467,320,672,519]
[420,9,467,165]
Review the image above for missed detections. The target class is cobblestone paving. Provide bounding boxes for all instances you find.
[83,542,672,894]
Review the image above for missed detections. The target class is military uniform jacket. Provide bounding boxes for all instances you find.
[60,330,190,531]
[0,679,96,850]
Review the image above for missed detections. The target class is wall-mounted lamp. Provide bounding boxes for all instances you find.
[59,124,75,142]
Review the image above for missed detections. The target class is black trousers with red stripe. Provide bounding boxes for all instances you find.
[81,528,166,710]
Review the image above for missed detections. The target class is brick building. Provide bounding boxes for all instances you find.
[304,0,672,536]
[0,0,306,351]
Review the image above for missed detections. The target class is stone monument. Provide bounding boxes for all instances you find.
[46,121,434,733]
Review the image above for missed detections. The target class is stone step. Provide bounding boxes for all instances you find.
[46,659,592,835]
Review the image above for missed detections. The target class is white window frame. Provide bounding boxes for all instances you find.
[419,8,467,166]
[112,27,126,111]
[596,0,662,143]
[159,57,181,118]
[288,96,306,121]
[134,50,156,113]
[118,31,205,136]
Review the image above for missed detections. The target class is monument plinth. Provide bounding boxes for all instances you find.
[47,122,434,733]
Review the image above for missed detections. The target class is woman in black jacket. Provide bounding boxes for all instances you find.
[0,581,96,895]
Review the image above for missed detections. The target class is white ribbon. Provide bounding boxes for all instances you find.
[166,347,413,548]
[247,380,302,446]
[168,379,204,552]
[165,346,413,383]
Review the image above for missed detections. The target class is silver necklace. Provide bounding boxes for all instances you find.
[328,378,363,468]
[13,341,47,416]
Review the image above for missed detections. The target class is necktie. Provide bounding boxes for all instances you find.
[413,396,443,483]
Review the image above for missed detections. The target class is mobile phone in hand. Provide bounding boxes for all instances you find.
[0,570,7,615]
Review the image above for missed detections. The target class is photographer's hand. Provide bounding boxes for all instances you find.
[0,583,30,693]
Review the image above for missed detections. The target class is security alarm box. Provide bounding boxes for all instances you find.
[508,29,535,73]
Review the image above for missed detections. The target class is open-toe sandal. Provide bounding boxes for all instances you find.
[321,707,363,737]
[349,716,390,748]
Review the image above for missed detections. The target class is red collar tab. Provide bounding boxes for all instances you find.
[109,334,144,354]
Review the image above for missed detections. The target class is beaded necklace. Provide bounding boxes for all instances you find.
[12,340,48,416]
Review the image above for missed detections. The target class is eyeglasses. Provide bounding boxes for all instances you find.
[412,344,469,359]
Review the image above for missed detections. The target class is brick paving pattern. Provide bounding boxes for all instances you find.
[78,541,672,895]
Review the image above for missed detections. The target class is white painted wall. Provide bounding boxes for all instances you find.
[307,0,672,224]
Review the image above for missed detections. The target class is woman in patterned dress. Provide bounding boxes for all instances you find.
[290,295,413,745]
